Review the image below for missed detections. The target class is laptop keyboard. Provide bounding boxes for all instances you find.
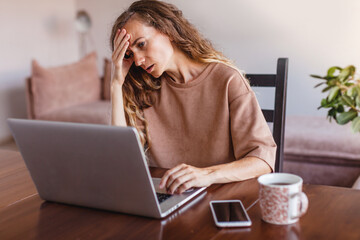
[156,193,173,203]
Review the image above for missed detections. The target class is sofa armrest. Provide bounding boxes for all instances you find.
[25,77,35,119]
[103,58,112,100]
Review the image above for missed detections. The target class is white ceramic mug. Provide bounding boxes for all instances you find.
[258,173,308,225]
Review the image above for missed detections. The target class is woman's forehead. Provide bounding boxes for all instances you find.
[123,17,155,42]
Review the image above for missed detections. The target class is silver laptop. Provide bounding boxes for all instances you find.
[7,118,206,218]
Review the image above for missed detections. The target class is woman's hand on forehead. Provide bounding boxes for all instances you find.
[111,28,134,85]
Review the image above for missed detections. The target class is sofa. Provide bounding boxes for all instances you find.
[283,116,360,188]
[26,54,360,188]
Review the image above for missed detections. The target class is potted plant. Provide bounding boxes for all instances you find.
[311,65,360,133]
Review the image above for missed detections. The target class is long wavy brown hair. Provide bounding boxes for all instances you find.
[110,0,236,150]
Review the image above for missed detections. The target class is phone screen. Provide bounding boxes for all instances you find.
[212,201,249,222]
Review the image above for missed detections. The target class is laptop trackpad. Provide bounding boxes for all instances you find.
[152,178,167,194]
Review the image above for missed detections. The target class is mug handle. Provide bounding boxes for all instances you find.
[290,192,309,220]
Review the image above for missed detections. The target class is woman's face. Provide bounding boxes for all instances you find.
[123,16,174,78]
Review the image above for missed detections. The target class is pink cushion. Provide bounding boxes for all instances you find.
[31,52,101,118]
[103,58,112,100]
[38,100,111,125]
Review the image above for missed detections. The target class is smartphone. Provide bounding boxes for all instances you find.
[209,200,252,227]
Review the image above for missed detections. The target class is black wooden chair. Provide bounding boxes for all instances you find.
[246,58,288,172]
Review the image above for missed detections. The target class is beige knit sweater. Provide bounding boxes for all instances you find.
[144,62,276,171]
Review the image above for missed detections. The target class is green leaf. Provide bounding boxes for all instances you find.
[352,116,360,133]
[328,86,340,102]
[337,105,344,113]
[314,82,326,88]
[346,87,356,97]
[318,98,327,109]
[327,66,341,77]
[320,98,337,108]
[356,95,360,107]
[325,76,338,81]
[310,74,326,79]
[328,108,337,118]
[348,65,356,77]
[320,98,328,107]
[346,65,356,77]
[336,110,358,125]
[338,67,351,82]
[341,95,354,107]
[355,86,360,96]
[322,85,333,93]
[327,79,338,86]
[344,82,354,87]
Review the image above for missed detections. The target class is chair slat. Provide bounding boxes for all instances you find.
[246,74,276,87]
[262,110,274,122]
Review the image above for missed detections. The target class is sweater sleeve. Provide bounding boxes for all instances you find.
[228,72,277,171]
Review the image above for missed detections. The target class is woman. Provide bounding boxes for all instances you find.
[110,0,276,194]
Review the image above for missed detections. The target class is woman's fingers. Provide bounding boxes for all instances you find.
[113,29,121,47]
[113,35,130,63]
[112,30,123,58]
[167,173,194,194]
[159,164,187,189]
[112,35,129,61]
[165,168,191,190]
[161,164,215,194]
[113,29,126,50]
[176,179,195,194]
[115,41,129,63]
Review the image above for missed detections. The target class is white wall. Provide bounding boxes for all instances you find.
[0,0,79,142]
[1,0,359,142]
[75,0,360,116]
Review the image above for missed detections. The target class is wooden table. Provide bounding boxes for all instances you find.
[0,149,359,240]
